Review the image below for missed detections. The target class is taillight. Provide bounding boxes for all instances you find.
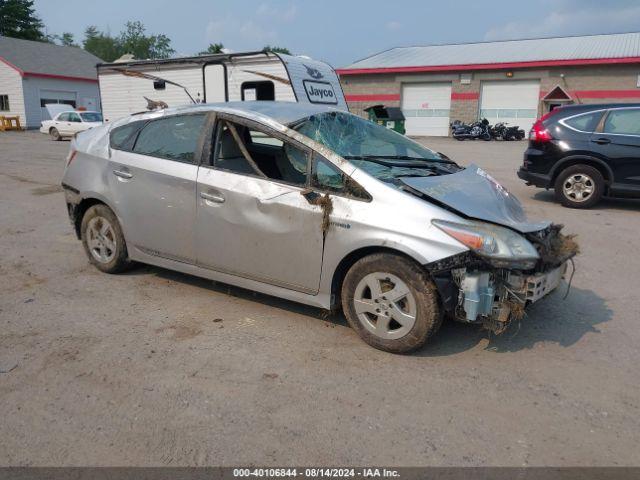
[529,110,559,142]
[66,150,77,166]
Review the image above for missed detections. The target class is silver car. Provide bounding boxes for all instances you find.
[61,102,577,353]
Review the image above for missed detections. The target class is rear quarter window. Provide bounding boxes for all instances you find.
[562,111,603,132]
[132,114,207,163]
[110,121,146,151]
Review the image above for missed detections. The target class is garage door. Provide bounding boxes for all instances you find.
[480,80,540,133]
[39,90,77,121]
[401,83,451,136]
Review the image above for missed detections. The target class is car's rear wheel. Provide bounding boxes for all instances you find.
[80,204,131,273]
[554,164,604,209]
[341,253,442,353]
[50,127,61,141]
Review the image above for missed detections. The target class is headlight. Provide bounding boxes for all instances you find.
[432,219,539,269]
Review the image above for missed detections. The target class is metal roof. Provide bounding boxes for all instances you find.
[339,32,640,73]
[0,36,102,80]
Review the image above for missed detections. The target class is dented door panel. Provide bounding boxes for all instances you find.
[195,167,325,293]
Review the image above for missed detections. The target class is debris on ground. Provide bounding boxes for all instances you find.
[0,362,18,374]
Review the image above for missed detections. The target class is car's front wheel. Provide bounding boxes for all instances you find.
[554,164,604,208]
[80,204,132,273]
[341,253,442,353]
[50,127,61,141]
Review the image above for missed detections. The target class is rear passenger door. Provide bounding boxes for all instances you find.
[591,107,640,186]
[108,113,209,263]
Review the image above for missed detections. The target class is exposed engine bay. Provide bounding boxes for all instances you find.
[427,224,579,334]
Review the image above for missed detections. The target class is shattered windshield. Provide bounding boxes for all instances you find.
[294,111,458,181]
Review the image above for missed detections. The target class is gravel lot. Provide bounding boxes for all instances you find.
[1,130,639,466]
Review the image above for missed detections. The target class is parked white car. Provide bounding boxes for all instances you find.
[40,111,103,140]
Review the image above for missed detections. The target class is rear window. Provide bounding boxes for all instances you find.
[110,121,146,151]
[562,111,603,132]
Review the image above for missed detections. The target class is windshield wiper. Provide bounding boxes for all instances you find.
[343,155,446,169]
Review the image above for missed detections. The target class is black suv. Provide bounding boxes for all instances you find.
[518,103,640,208]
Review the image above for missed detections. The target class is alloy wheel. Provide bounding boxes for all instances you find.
[86,216,117,263]
[563,173,595,202]
[353,272,417,340]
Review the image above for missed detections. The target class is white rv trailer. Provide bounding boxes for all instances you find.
[97,51,347,121]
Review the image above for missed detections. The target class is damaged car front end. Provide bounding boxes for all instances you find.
[295,111,578,337]
[426,221,577,334]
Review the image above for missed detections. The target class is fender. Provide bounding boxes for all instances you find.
[549,154,615,183]
[71,191,128,240]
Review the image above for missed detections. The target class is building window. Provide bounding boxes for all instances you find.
[39,98,76,108]
[0,95,9,111]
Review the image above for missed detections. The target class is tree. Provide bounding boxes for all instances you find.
[263,45,291,55]
[0,0,45,41]
[83,26,120,62]
[47,31,77,47]
[59,32,76,47]
[82,22,175,62]
[118,21,174,60]
[198,43,224,55]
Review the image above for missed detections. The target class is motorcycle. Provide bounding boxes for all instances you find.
[490,122,525,141]
[451,118,492,141]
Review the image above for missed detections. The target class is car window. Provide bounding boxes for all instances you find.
[68,113,82,123]
[312,155,345,192]
[604,109,640,136]
[311,155,370,200]
[563,111,603,132]
[57,113,69,122]
[133,114,207,163]
[213,120,309,187]
[80,112,103,122]
[110,121,146,151]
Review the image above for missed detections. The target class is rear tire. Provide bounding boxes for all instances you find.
[554,164,604,209]
[50,127,61,141]
[341,253,442,353]
[80,204,132,273]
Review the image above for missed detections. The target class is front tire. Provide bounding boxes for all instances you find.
[554,164,604,209]
[80,204,131,273]
[341,253,442,353]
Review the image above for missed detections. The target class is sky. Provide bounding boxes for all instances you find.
[34,0,640,67]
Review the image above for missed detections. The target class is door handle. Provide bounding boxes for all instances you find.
[591,138,611,145]
[200,191,225,203]
[113,169,133,179]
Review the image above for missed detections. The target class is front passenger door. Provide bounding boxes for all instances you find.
[195,117,325,294]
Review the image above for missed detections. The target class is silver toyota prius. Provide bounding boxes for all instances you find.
[61,102,577,353]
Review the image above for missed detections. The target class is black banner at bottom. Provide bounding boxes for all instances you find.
[0,468,639,480]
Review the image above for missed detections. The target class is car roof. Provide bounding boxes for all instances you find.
[129,101,343,126]
[554,103,640,116]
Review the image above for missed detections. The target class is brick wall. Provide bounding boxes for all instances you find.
[339,64,640,129]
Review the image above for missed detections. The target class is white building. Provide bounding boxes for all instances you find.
[0,36,102,129]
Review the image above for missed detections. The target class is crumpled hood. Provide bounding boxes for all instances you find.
[400,165,550,233]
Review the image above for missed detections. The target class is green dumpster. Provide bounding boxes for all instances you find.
[364,104,406,135]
